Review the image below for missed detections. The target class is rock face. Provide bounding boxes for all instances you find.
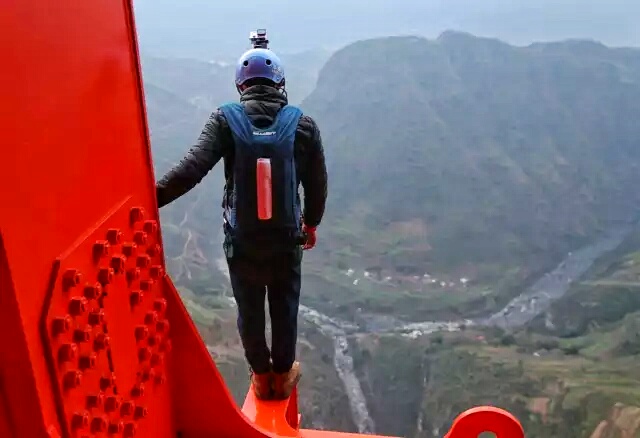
[589,403,640,438]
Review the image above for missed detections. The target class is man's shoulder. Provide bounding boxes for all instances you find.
[294,112,322,155]
[208,107,231,130]
[213,103,238,120]
[196,108,232,144]
[217,102,243,112]
[296,112,320,134]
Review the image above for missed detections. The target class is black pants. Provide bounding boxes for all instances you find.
[224,234,302,374]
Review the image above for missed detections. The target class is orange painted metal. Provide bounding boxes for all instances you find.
[446,406,525,438]
[243,386,399,438]
[0,0,255,436]
[243,386,300,437]
[0,0,524,437]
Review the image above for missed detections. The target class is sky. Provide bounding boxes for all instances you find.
[132,0,639,59]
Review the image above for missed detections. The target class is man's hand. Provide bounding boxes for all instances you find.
[302,224,317,250]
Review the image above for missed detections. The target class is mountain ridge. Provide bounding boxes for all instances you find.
[301,32,640,282]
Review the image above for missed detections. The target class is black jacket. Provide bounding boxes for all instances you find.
[155,85,328,228]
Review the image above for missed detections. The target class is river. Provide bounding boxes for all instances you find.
[483,226,632,328]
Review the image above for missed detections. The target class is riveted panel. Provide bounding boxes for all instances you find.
[43,199,170,437]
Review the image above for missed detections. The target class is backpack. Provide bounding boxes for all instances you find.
[219,102,303,242]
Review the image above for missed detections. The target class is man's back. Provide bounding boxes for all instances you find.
[219,99,303,248]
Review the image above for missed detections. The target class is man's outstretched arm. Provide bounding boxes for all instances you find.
[156,111,227,208]
[299,115,328,228]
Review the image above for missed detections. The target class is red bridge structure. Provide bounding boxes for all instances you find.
[0,1,525,437]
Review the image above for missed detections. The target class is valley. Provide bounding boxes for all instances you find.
[141,32,640,437]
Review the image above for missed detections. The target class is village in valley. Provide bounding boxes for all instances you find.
[342,266,470,292]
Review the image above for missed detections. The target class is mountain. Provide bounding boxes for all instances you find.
[300,32,640,316]
[140,49,331,109]
[143,83,210,168]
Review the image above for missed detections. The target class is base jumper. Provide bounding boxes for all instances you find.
[155,29,328,400]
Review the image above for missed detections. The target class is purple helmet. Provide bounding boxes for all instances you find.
[235,48,285,92]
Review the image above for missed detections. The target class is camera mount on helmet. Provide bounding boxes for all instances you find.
[249,29,269,49]
[236,28,285,95]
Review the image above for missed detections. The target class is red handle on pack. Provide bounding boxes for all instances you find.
[256,158,272,220]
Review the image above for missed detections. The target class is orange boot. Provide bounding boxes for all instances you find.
[251,371,273,400]
[272,361,301,400]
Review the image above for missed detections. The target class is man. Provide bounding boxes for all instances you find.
[155,36,327,401]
